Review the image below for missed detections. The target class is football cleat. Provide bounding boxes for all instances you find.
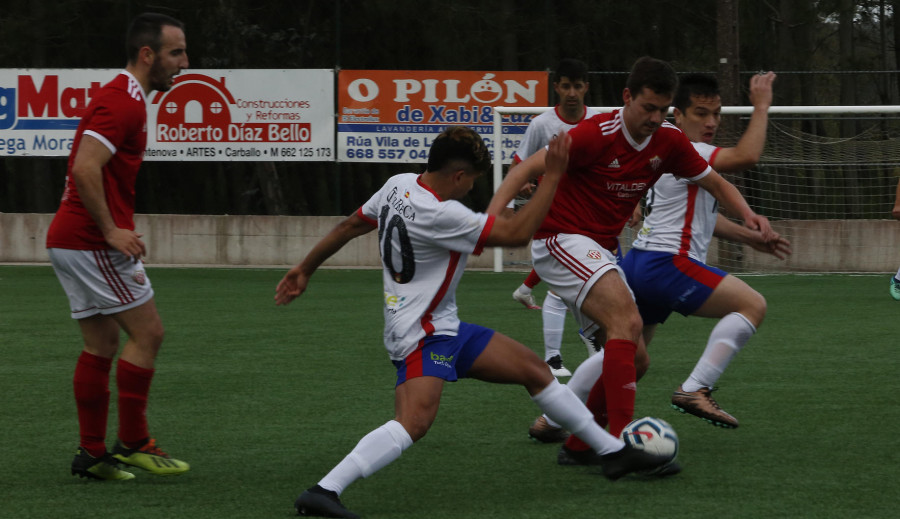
[644,460,682,478]
[71,447,135,481]
[528,415,570,443]
[512,288,541,310]
[671,386,739,428]
[578,329,602,356]
[890,277,900,301]
[295,486,360,519]
[112,438,190,476]
[545,355,571,377]
[599,444,675,481]
[557,445,604,466]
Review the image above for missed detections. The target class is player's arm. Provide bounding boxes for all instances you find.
[484,134,569,246]
[712,214,791,259]
[500,159,537,217]
[892,177,900,220]
[710,72,775,173]
[487,147,549,215]
[695,170,773,239]
[70,134,146,260]
[628,199,643,228]
[275,212,375,306]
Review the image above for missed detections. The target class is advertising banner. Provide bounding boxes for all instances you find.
[337,70,548,163]
[0,69,334,161]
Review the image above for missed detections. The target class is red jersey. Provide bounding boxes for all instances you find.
[534,109,711,251]
[46,71,147,250]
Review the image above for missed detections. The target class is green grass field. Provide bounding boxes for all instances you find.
[1,265,897,518]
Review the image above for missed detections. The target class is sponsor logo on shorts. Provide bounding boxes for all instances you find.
[430,351,454,369]
[587,250,604,260]
[132,270,146,285]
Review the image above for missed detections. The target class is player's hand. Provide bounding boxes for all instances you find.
[746,231,792,260]
[627,204,643,228]
[749,71,776,109]
[517,181,536,197]
[543,132,571,179]
[744,214,774,241]
[275,266,310,306]
[105,228,146,262]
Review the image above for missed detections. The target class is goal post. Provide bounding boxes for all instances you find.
[491,105,900,274]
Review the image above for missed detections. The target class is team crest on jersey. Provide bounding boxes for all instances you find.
[587,250,604,260]
[132,269,146,285]
[649,155,662,172]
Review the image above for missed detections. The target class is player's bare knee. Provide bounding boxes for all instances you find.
[399,416,432,442]
[613,311,644,342]
[524,360,554,394]
[134,323,165,355]
[744,291,767,328]
[148,324,165,348]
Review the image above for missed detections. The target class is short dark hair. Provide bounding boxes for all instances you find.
[625,56,678,97]
[427,126,491,174]
[673,73,720,113]
[554,58,589,83]
[126,12,185,64]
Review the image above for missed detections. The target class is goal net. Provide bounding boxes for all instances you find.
[492,106,900,274]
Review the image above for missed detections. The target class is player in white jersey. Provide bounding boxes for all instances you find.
[621,72,790,428]
[510,59,600,382]
[276,127,674,519]
[890,178,900,299]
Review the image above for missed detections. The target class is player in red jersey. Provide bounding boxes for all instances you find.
[46,13,190,481]
[489,56,773,466]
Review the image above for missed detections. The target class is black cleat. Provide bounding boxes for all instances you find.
[557,445,604,466]
[71,447,135,481]
[295,486,360,518]
[600,444,674,480]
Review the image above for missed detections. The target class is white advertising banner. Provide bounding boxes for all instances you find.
[337,70,548,163]
[0,69,335,161]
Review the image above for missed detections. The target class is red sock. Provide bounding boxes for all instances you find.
[116,359,154,447]
[73,351,112,457]
[602,339,637,437]
[524,269,541,289]
[563,374,608,452]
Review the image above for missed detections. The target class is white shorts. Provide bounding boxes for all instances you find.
[48,248,154,319]
[531,233,630,338]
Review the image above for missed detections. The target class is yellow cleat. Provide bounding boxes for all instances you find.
[112,438,190,476]
[71,447,136,481]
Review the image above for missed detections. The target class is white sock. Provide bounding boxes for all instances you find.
[516,283,532,295]
[542,292,568,360]
[532,379,623,455]
[682,312,756,392]
[318,420,413,495]
[567,348,604,401]
[895,266,900,279]
[543,348,605,429]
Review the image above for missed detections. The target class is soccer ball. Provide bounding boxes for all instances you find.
[620,416,679,459]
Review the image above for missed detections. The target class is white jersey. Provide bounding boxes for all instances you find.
[513,105,600,163]
[358,173,494,360]
[632,142,721,262]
